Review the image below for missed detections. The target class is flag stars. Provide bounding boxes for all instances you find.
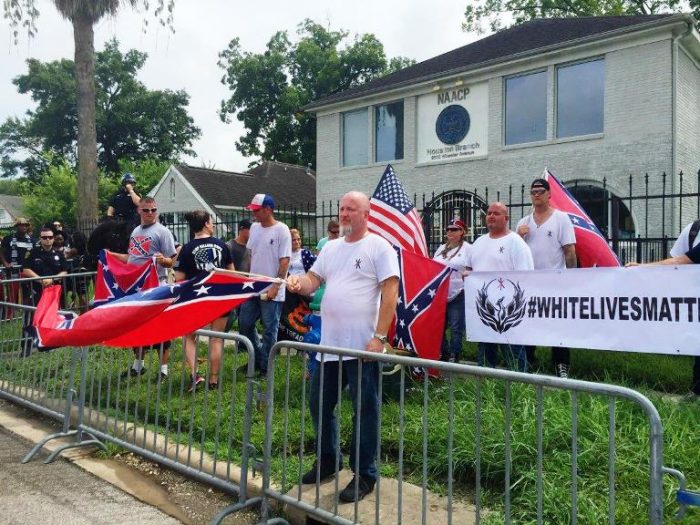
[242,281,255,290]
[195,285,211,296]
[428,288,436,298]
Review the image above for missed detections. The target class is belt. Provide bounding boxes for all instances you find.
[449,291,464,303]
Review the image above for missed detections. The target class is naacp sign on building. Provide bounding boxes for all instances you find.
[306,15,700,243]
[416,82,488,163]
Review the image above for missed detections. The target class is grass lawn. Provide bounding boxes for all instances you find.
[1,320,699,524]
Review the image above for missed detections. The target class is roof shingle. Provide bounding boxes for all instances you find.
[306,15,678,110]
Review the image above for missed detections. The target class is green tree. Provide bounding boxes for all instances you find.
[463,0,700,33]
[218,19,415,169]
[3,0,176,225]
[0,39,198,180]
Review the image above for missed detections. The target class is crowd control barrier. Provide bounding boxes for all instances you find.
[0,273,698,524]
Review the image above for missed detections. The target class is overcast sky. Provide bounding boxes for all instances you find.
[0,0,479,173]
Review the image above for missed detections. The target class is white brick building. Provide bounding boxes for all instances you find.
[306,15,700,242]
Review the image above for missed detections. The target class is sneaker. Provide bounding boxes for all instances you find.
[157,371,169,383]
[301,460,342,484]
[121,367,146,379]
[555,363,569,379]
[188,375,205,393]
[338,475,375,503]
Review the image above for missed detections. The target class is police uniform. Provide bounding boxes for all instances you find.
[23,247,68,300]
[109,189,139,224]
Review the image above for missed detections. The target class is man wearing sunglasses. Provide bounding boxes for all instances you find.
[21,227,68,356]
[109,196,177,380]
[516,178,577,378]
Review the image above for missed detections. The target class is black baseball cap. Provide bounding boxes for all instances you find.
[238,219,252,230]
[531,178,550,191]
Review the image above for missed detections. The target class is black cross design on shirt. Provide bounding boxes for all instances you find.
[269,239,274,245]
[355,258,362,269]
[499,246,505,254]
[547,230,553,237]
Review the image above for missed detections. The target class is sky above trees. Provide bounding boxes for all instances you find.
[0,0,475,172]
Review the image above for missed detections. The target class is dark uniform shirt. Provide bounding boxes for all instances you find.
[22,246,68,301]
[1,233,35,276]
[109,189,138,224]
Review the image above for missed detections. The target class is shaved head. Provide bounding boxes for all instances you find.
[339,191,371,241]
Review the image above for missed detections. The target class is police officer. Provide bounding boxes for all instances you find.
[22,227,69,302]
[20,227,68,356]
[0,217,35,279]
[107,172,141,226]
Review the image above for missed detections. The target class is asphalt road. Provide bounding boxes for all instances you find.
[0,426,182,525]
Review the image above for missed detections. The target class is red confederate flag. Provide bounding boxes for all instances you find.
[94,250,159,306]
[545,169,620,268]
[33,271,273,349]
[368,165,450,361]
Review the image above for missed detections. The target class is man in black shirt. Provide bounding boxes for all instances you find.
[227,219,251,272]
[1,217,35,277]
[20,227,68,356]
[107,172,141,226]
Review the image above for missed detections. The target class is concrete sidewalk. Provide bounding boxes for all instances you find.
[0,425,181,525]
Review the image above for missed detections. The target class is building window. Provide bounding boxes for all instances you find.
[342,108,368,166]
[375,101,404,162]
[169,178,176,201]
[504,70,547,145]
[556,58,604,138]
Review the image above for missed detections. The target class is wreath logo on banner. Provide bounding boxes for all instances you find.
[475,278,526,333]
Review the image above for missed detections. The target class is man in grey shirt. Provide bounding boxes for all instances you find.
[108,196,177,381]
[227,219,251,273]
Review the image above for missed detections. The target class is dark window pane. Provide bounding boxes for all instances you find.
[557,59,604,138]
[505,70,547,145]
[375,101,404,162]
[343,109,368,166]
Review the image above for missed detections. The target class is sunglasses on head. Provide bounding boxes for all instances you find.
[40,235,54,240]
[140,208,158,213]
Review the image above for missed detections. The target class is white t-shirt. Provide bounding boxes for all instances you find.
[247,221,292,302]
[432,242,472,301]
[466,231,534,272]
[288,249,305,276]
[670,221,700,257]
[516,210,576,270]
[311,233,399,361]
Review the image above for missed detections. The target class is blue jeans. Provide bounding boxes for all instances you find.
[238,298,282,373]
[478,342,528,372]
[309,359,380,481]
[441,294,465,361]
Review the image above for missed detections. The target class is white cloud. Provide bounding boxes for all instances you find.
[0,0,478,172]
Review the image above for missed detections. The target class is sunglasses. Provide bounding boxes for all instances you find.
[530,189,547,196]
[329,230,339,235]
[446,227,462,232]
[40,235,54,240]
[140,208,158,213]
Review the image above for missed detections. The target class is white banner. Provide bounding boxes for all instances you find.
[464,266,700,356]
[416,81,488,163]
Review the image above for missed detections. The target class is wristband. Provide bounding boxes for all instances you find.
[373,333,388,344]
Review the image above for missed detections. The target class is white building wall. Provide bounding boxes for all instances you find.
[315,36,700,238]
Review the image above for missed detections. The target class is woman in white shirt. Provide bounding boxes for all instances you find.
[432,219,471,362]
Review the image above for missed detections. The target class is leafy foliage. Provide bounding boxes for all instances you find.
[463,0,700,33]
[218,19,415,169]
[0,39,199,179]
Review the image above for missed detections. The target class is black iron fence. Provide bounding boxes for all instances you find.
[8,169,699,265]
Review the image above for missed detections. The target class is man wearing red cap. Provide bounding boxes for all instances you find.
[432,218,471,362]
[239,193,292,377]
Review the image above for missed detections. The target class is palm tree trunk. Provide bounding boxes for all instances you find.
[73,11,99,225]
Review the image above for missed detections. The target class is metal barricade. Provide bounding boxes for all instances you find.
[258,341,687,525]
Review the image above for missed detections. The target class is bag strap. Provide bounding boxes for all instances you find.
[689,219,700,249]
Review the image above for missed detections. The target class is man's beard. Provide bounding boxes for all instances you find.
[339,224,353,237]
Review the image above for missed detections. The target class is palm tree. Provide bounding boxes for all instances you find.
[4,1,174,224]
[56,1,142,225]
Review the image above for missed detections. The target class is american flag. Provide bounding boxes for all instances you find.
[545,169,620,268]
[369,164,428,257]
